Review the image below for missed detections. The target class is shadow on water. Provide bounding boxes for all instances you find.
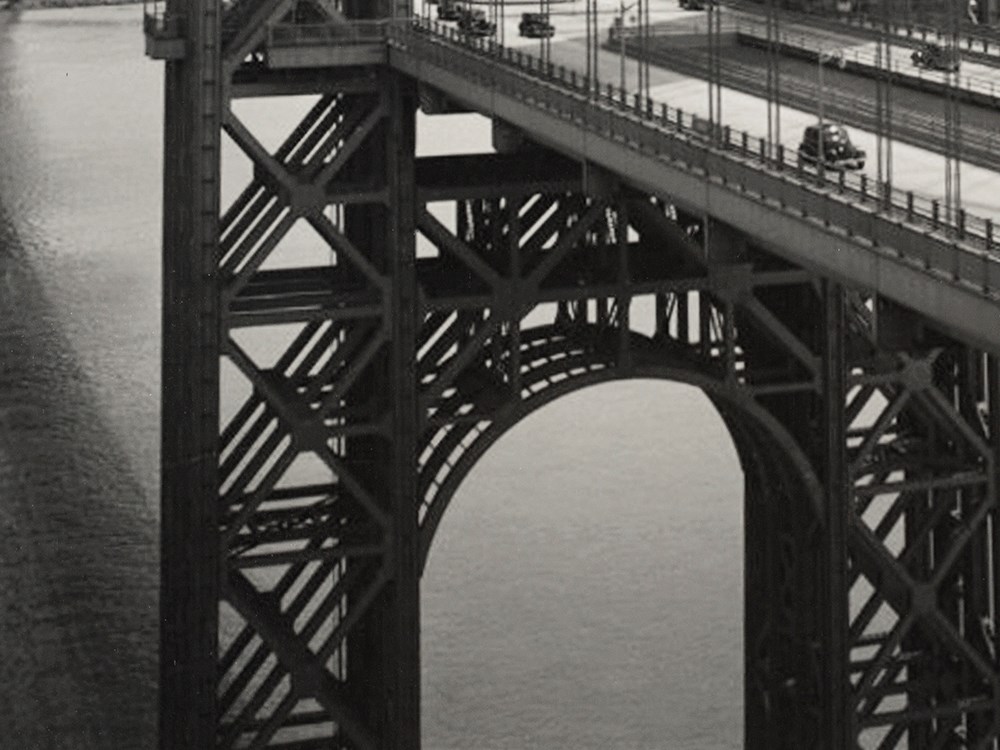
[0,206,157,748]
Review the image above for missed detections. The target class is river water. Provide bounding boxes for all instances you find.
[0,7,743,748]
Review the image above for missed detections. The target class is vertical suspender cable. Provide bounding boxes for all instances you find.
[590,0,601,92]
[714,0,721,137]
[708,0,715,133]
[875,29,884,188]
[765,0,780,161]
[765,0,773,151]
[869,0,895,199]
[637,0,643,98]
[644,0,650,100]
[944,0,962,223]
[707,0,722,143]
[953,0,962,219]
[883,0,892,195]
[773,0,780,155]
[546,0,551,65]
[540,0,547,64]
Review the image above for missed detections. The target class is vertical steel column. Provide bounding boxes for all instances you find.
[822,280,850,747]
[991,355,1000,704]
[961,350,992,745]
[739,273,842,747]
[743,448,776,748]
[159,0,222,744]
[344,71,420,749]
[385,70,421,750]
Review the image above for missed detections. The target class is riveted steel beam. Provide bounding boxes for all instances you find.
[155,7,1000,740]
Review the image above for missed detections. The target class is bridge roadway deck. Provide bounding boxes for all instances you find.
[724,1,1000,69]
[730,14,1000,109]
[486,6,1000,205]
[613,31,1000,175]
[264,23,1000,353]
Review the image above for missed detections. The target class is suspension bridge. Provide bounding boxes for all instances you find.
[145,0,1000,746]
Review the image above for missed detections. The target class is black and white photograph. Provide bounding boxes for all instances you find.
[2,0,999,746]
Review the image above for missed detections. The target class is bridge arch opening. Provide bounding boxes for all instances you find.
[421,379,744,749]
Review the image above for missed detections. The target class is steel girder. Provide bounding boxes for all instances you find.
[843,306,1000,749]
[412,189,841,746]
[213,77,422,748]
[163,0,422,741]
[407,178,1000,747]
[159,0,1000,744]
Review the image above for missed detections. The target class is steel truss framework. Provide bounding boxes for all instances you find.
[158,0,1000,746]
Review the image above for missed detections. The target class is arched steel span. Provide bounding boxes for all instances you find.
[415,322,826,574]
[403,172,850,741]
[149,0,1000,743]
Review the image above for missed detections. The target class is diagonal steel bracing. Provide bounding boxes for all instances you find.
[155,4,1000,745]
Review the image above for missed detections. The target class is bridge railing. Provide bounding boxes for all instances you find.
[390,21,1000,296]
[724,0,1000,60]
[733,16,1000,104]
[611,33,1000,174]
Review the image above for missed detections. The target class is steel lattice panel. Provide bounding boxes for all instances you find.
[156,0,1000,744]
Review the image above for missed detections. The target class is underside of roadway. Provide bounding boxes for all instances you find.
[397,21,1000,351]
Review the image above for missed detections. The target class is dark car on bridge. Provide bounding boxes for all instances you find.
[519,12,555,38]
[678,0,706,8]
[437,0,463,21]
[797,123,866,172]
[911,42,961,72]
[457,7,496,37]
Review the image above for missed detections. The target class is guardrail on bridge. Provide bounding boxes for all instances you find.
[732,16,1000,107]
[261,18,1000,344]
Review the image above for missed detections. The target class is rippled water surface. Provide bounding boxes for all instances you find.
[0,8,743,748]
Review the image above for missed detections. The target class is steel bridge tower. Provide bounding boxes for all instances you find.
[147,0,1000,747]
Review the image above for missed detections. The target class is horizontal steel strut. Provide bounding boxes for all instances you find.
[154,0,1000,747]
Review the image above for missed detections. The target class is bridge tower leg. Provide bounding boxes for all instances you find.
[341,75,422,748]
[157,0,422,740]
[159,0,222,742]
[152,4,1000,745]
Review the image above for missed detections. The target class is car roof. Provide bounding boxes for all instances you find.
[806,123,847,134]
